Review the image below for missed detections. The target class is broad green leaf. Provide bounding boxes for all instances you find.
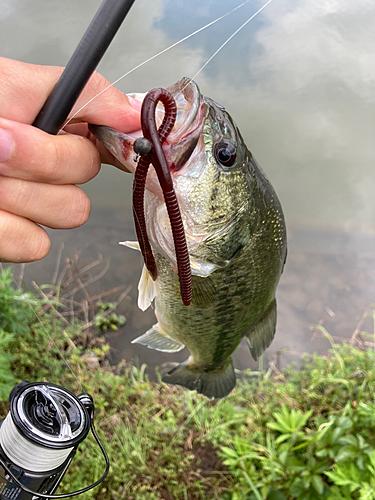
[221,446,239,459]
[311,475,324,495]
[338,434,357,446]
[290,481,305,498]
[267,488,288,500]
[335,446,357,462]
[330,427,345,444]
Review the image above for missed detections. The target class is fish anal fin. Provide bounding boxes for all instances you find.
[245,298,277,361]
[162,357,236,399]
[132,323,184,353]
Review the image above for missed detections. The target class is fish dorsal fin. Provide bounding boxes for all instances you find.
[119,240,140,251]
[190,276,216,307]
[245,298,277,361]
[131,323,185,353]
[138,265,156,311]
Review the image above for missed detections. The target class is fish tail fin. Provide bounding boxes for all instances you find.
[162,358,236,399]
[245,298,277,361]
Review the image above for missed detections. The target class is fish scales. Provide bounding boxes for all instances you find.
[89,78,287,399]
[154,163,284,367]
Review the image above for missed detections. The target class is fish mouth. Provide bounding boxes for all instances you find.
[89,79,206,307]
[89,78,206,182]
[164,78,205,171]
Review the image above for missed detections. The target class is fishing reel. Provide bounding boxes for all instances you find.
[0,381,109,499]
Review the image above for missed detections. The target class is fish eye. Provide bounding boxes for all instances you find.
[214,141,237,167]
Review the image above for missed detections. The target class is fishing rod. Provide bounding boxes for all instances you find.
[33,0,136,134]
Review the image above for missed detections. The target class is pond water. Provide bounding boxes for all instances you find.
[1,0,375,375]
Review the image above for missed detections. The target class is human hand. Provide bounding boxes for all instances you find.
[0,57,140,263]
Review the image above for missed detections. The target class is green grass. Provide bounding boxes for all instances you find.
[2,266,375,499]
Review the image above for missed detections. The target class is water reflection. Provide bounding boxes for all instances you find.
[1,0,375,375]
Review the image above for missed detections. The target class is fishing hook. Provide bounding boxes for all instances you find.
[132,88,192,306]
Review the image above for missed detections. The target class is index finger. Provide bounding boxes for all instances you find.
[0,57,140,133]
[66,71,141,132]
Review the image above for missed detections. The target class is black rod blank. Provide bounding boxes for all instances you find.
[33,0,136,135]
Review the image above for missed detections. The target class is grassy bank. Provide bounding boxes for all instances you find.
[1,266,375,499]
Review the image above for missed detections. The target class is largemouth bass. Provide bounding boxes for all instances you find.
[90,78,287,399]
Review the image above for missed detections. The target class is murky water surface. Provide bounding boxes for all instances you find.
[1,0,375,375]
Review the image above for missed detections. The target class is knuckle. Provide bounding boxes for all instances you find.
[45,140,65,182]
[46,136,100,184]
[14,178,33,210]
[0,210,50,262]
[78,136,101,182]
[64,187,91,228]
[0,177,31,212]
[28,228,51,261]
[0,211,14,249]
[89,71,110,94]
[87,71,123,107]
[0,179,7,204]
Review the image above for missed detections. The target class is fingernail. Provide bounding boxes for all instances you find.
[127,96,142,112]
[0,128,14,163]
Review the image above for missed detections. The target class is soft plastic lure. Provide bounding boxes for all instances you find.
[132,88,192,306]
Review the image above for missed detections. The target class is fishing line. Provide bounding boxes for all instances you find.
[61,0,253,130]
[0,412,74,472]
[177,0,275,98]
[188,0,274,83]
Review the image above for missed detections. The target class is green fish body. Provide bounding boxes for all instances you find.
[90,79,287,399]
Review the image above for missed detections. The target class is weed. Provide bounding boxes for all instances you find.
[94,301,126,332]
[2,266,375,499]
[0,267,38,399]
[221,342,375,499]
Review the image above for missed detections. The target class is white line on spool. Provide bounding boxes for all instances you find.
[0,413,73,473]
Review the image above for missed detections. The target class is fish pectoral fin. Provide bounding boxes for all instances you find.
[245,298,277,361]
[190,276,216,307]
[189,256,220,277]
[138,265,156,311]
[162,358,236,399]
[132,323,185,353]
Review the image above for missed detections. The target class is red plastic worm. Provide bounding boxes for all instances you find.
[132,88,192,306]
[132,89,176,280]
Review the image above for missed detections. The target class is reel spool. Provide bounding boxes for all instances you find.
[0,382,108,499]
